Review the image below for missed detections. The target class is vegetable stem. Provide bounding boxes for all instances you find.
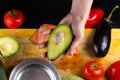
[9,9,17,17]
[106,5,119,22]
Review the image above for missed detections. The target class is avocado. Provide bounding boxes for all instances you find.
[62,75,84,80]
[48,24,73,60]
[0,36,19,57]
[0,61,7,80]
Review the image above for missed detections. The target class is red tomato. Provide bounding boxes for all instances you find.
[3,9,24,28]
[107,60,120,80]
[85,8,104,28]
[83,61,104,80]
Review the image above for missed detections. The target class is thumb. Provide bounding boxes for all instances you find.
[59,14,72,25]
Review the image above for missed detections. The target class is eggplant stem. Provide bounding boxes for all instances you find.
[106,5,119,22]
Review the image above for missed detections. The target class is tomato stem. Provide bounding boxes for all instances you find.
[105,5,119,22]
[92,64,99,70]
[9,10,17,17]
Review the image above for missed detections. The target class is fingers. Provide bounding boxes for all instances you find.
[59,13,85,56]
[69,35,83,55]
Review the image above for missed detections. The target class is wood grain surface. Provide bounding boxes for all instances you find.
[0,29,120,80]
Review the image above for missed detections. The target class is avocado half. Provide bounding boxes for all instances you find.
[62,75,84,80]
[0,36,19,57]
[48,24,73,60]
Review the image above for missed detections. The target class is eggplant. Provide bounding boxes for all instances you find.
[93,5,119,57]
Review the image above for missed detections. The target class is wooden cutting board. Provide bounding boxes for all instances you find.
[0,29,120,80]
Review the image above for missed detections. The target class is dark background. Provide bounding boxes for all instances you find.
[0,0,120,28]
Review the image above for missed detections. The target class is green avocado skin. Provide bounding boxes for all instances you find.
[0,61,7,80]
[48,24,73,60]
[62,75,84,80]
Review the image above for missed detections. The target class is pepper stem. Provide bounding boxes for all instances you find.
[106,5,119,22]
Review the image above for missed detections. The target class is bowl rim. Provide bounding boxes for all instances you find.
[9,58,61,80]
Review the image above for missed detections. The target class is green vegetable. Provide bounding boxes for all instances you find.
[0,36,19,57]
[0,61,7,80]
[48,24,73,60]
[62,75,84,80]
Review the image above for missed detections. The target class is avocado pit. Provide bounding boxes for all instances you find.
[55,32,64,45]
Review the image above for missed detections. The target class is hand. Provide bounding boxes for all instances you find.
[59,13,86,55]
[59,0,93,55]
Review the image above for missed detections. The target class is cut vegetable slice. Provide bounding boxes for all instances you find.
[0,36,19,57]
[62,75,84,80]
[48,24,73,60]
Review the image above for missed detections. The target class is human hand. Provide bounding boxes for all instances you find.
[59,0,93,55]
[59,13,86,55]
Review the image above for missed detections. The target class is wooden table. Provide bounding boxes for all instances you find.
[0,29,120,80]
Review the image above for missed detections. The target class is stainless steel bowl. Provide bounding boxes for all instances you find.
[9,58,61,80]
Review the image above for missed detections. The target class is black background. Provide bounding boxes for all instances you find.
[0,0,120,28]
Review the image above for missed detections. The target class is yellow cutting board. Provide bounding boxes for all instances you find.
[0,29,120,80]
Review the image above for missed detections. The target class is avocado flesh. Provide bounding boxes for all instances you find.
[48,24,73,60]
[0,36,19,57]
[62,75,84,80]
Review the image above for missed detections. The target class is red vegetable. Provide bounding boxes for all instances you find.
[83,61,104,80]
[3,9,24,29]
[85,8,104,28]
[107,60,120,80]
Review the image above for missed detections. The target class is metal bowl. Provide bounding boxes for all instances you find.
[9,58,61,80]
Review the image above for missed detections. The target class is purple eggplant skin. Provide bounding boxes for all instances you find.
[93,19,111,57]
[93,5,119,57]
